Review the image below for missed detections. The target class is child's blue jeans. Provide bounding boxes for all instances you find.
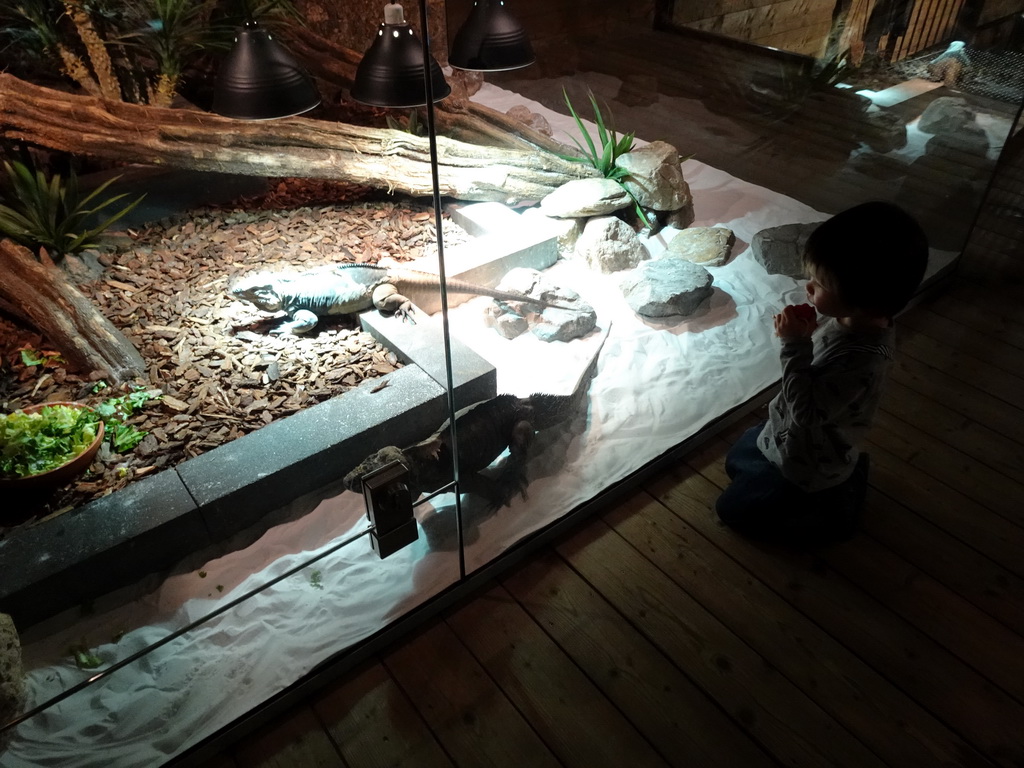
[715,424,867,545]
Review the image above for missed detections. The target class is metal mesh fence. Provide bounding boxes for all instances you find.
[891,46,1024,105]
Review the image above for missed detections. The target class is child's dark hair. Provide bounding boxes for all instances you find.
[804,201,929,317]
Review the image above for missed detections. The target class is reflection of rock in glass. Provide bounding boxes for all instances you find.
[927,42,970,87]
[345,368,598,510]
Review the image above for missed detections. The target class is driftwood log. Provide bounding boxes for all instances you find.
[0,27,594,384]
[276,25,576,157]
[0,241,145,382]
[0,74,595,205]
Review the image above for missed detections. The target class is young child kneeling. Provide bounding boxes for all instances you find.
[716,201,929,545]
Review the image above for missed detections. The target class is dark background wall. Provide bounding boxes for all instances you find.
[443,0,657,76]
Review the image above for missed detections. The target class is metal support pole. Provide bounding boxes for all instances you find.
[418,0,466,579]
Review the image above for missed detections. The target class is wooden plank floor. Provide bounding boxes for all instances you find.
[190,216,1024,767]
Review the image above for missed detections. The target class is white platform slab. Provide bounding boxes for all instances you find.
[856,77,944,108]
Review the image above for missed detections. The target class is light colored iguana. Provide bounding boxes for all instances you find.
[230,263,576,334]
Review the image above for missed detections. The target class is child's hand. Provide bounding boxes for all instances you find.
[775,303,817,339]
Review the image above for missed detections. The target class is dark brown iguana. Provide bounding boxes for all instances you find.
[343,350,601,509]
[230,262,577,335]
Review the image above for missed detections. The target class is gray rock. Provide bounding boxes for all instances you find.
[506,104,533,122]
[619,258,714,317]
[496,266,554,297]
[539,178,631,218]
[575,216,650,273]
[616,73,660,107]
[847,151,909,180]
[664,226,735,267]
[862,107,908,154]
[614,140,692,211]
[529,113,553,137]
[0,613,25,751]
[664,203,696,230]
[61,249,107,283]
[908,132,992,188]
[533,304,598,342]
[751,222,818,278]
[506,104,552,137]
[925,125,990,162]
[487,268,597,342]
[491,312,530,340]
[918,96,976,135]
[522,208,584,257]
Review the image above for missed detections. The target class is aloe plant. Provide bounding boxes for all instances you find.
[0,0,61,61]
[560,88,652,229]
[0,159,144,260]
[561,88,635,180]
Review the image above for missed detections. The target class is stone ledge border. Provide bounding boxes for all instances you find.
[0,320,496,629]
[0,200,557,629]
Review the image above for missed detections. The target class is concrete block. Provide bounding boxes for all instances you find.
[447,201,523,237]
[360,311,496,411]
[179,365,448,542]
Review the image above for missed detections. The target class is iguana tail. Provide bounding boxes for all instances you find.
[391,271,579,311]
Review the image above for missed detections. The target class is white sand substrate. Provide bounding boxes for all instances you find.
[2,82,954,767]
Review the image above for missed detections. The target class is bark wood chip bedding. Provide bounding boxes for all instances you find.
[0,179,471,531]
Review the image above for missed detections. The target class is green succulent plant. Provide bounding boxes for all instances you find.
[560,88,652,229]
[561,87,635,180]
[118,0,230,93]
[0,0,61,62]
[0,158,144,261]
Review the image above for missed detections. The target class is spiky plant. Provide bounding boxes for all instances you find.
[0,0,61,61]
[116,0,229,106]
[116,0,305,105]
[0,0,96,90]
[233,0,304,26]
[0,159,144,261]
[560,88,653,229]
[63,0,121,99]
[386,109,427,136]
[561,87,635,180]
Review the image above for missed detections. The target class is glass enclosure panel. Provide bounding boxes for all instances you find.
[2,0,1023,762]
[1,500,461,764]
[440,0,1023,566]
[1,1,466,758]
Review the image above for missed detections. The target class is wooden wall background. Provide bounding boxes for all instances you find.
[832,0,969,64]
[444,0,657,76]
[291,0,1024,73]
[887,0,968,61]
[669,0,835,56]
[661,0,1003,62]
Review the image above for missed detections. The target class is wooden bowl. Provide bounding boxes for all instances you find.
[0,402,104,491]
